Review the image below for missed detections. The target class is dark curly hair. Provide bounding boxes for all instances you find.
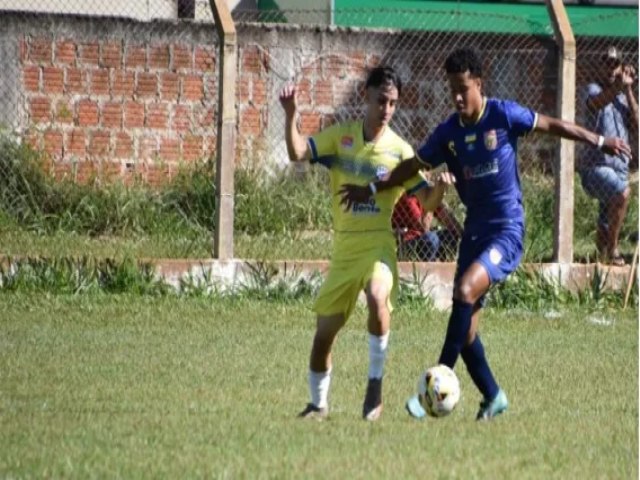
[365,66,403,96]
[444,48,483,78]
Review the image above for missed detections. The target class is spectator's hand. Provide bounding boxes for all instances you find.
[279,83,298,117]
[602,137,632,159]
[338,184,371,211]
[622,64,636,87]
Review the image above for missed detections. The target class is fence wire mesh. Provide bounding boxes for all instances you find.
[0,3,637,263]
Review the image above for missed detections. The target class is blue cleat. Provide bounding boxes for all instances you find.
[476,389,508,421]
[405,394,426,419]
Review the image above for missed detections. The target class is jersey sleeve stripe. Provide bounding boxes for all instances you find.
[308,137,318,160]
[531,112,539,132]
[415,153,432,168]
[405,179,429,196]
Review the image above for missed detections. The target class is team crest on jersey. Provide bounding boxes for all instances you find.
[484,130,498,151]
[341,136,354,148]
[375,165,390,180]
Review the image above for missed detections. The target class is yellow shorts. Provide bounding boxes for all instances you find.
[312,234,398,319]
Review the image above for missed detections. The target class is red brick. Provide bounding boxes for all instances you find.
[66,69,88,96]
[76,99,99,126]
[347,52,366,75]
[299,112,321,135]
[301,59,319,78]
[114,131,133,158]
[242,47,262,74]
[29,97,50,123]
[139,135,159,160]
[182,135,203,161]
[53,162,73,181]
[44,130,63,157]
[149,44,170,69]
[43,67,64,93]
[89,130,111,156]
[101,42,122,68]
[55,40,76,65]
[66,129,86,156]
[160,137,180,161]
[252,78,266,105]
[124,101,145,128]
[76,161,99,184]
[102,102,122,128]
[112,71,135,97]
[182,75,203,101]
[323,55,345,78]
[79,42,100,66]
[296,79,312,106]
[146,103,169,129]
[172,104,191,132]
[90,69,110,95]
[172,44,192,71]
[240,105,261,135]
[55,100,74,124]
[333,80,355,105]
[23,66,40,92]
[315,80,332,107]
[146,163,172,187]
[125,45,146,69]
[160,73,180,100]
[136,72,158,98]
[237,78,250,102]
[29,38,52,64]
[194,46,215,71]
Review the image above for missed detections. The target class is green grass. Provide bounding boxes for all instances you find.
[1,294,637,478]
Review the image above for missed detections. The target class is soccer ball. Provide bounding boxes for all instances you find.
[417,364,461,418]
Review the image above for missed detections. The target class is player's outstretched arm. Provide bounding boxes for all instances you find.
[279,83,310,162]
[414,171,456,213]
[535,114,632,158]
[338,157,422,211]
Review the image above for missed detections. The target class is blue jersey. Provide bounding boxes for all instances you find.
[416,98,538,230]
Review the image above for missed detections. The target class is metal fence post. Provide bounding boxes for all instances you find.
[546,0,575,264]
[209,0,236,259]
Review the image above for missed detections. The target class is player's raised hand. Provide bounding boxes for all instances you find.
[602,137,632,159]
[279,83,298,117]
[338,184,371,211]
[433,171,456,187]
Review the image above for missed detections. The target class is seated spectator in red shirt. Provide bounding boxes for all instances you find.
[392,193,462,261]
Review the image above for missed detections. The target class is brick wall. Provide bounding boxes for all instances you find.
[8,14,218,185]
[3,14,567,185]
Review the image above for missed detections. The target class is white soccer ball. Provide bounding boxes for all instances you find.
[418,364,461,418]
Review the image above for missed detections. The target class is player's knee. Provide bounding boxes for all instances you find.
[454,282,476,304]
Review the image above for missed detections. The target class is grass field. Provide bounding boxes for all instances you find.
[1,294,637,478]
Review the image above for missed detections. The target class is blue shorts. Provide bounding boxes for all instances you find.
[456,221,524,306]
[580,166,629,228]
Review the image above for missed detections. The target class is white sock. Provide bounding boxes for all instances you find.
[308,368,332,409]
[368,332,390,379]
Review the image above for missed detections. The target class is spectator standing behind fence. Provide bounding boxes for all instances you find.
[580,46,638,266]
[392,193,461,261]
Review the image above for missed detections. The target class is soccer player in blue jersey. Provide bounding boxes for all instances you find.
[339,48,631,420]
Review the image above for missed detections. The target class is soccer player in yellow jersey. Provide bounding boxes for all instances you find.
[279,66,454,421]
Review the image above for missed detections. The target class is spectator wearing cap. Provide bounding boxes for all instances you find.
[580,46,638,265]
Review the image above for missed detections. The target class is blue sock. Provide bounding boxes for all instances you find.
[438,299,473,368]
[461,335,499,401]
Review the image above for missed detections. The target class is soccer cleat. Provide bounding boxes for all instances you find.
[362,377,383,421]
[405,394,426,419]
[476,389,508,421]
[298,403,329,421]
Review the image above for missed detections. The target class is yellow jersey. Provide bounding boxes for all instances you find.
[308,120,427,236]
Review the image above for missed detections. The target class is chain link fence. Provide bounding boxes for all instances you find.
[0,2,637,263]
[232,8,558,261]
